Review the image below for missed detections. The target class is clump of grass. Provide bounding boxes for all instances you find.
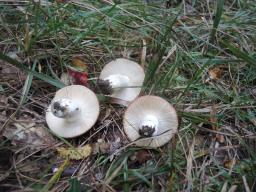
[0,0,256,191]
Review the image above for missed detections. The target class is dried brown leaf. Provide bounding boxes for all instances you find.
[208,67,224,80]
[224,159,236,169]
[3,122,55,149]
[92,142,111,154]
[71,57,88,72]
[132,150,151,164]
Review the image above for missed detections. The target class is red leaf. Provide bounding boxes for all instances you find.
[68,69,88,86]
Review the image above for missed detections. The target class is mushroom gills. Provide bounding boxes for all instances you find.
[51,98,80,120]
[98,74,130,95]
[97,79,113,95]
[139,115,159,137]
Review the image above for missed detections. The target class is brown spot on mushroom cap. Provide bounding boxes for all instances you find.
[123,95,178,148]
[99,58,145,104]
[46,85,100,138]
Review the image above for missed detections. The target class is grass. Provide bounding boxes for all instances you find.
[0,0,256,191]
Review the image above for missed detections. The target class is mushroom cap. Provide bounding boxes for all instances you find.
[123,96,178,148]
[99,58,145,104]
[46,85,100,138]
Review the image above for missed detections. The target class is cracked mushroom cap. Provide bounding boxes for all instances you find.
[99,58,145,105]
[123,95,178,148]
[46,85,100,138]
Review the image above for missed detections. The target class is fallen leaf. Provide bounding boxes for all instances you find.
[130,150,151,164]
[1,62,21,74]
[0,56,26,82]
[60,57,89,86]
[92,142,111,154]
[71,57,88,72]
[136,150,152,164]
[67,68,88,86]
[3,122,55,149]
[208,67,224,80]
[57,145,92,160]
[224,159,236,169]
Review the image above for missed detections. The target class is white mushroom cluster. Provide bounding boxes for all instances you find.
[46,58,178,148]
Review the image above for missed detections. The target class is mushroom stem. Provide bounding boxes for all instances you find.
[105,74,130,89]
[51,98,80,120]
[139,115,159,137]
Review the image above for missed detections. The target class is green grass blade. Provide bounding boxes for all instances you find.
[19,60,37,105]
[221,41,256,66]
[130,170,151,187]
[67,178,81,192]
[40,158,70,192]
[144,7,181,85]
[209,0,224,44]
[0,52,65,88]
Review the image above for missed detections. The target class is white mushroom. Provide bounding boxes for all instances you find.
[46,85,100,138]
[123,96,178,148]
[98,58,145,105]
